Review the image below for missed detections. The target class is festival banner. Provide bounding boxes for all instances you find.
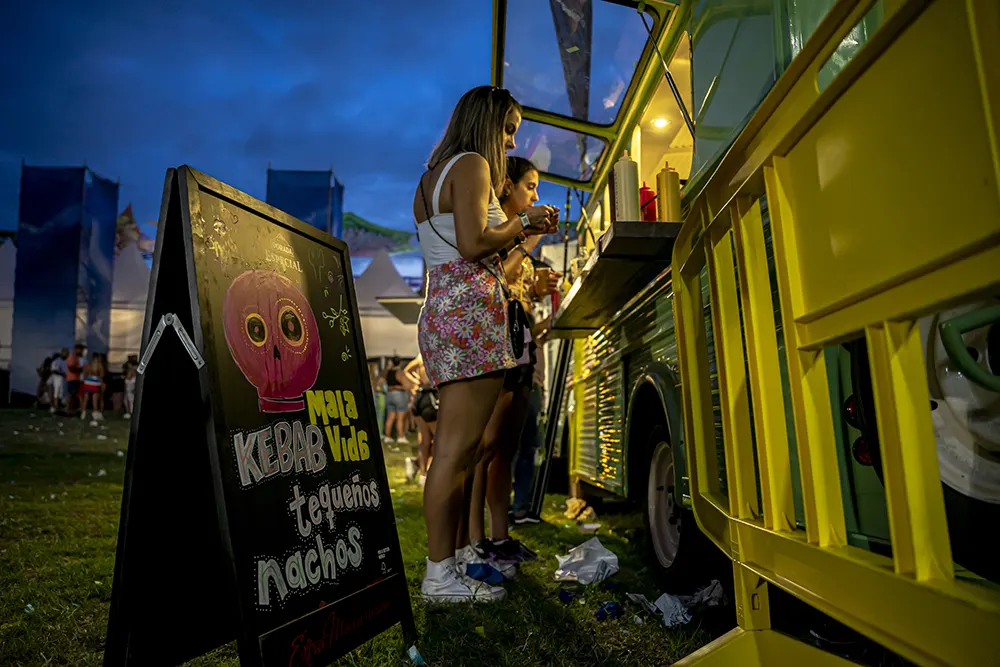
[9,167,85,398]
[81,170,120,355]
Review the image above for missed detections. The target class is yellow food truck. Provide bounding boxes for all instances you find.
[494,0,1000,664]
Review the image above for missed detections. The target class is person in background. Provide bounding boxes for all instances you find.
[370,362,387,437]
[413,86,558,603]
[404,354,438,486]
[511,302,551,525]
[66,344,84,414]
[36,354,54,408]
[48,348,69,414]
[97,353,110,416]
[123,355,138,419]
[464,157,561,573]
[382,356,409,444]
[80,353,105,421]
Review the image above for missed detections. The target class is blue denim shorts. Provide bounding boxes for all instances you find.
[386,389,410,414]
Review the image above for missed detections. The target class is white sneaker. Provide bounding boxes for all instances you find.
[93,412,104,421]
[456,544,516,581]
[421,557,505,603]
[50,407,56,414]
[404,458,418,482]
[396,436,408,444]
[418,474,426,488]
[80,411,88,421]
[123,413,131,420]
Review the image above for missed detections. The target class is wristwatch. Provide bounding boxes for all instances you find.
[518,211,532,230]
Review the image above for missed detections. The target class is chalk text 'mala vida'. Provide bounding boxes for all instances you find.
[233,389,371,488]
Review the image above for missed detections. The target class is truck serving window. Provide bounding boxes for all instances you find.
[503,0,653,125]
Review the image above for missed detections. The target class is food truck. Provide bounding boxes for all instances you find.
[495,0,1000,663]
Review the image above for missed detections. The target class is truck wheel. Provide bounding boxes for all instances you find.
[642,428,717,590]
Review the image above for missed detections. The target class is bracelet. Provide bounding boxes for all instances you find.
[513,232,526,246]
[517,246,530,259]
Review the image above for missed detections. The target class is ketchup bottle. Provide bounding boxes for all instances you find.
[639,182,657,222]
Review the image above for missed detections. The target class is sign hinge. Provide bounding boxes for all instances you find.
[137,313,206,375]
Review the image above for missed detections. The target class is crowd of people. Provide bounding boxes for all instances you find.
[408,85,564,603]
[36,345,139,421]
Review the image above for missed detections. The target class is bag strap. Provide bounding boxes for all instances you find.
[417,166,511,301]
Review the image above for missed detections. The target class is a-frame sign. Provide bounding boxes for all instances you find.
[104,166,415,667]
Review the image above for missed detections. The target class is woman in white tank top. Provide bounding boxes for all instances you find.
[413,86,558,603]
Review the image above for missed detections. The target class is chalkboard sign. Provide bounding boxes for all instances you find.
[104,166,415,667]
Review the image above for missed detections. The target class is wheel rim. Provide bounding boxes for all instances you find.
[648,440,680,568]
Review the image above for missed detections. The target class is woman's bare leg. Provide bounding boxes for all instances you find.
[427,421,436,469]
[486,385,531,541]
[466,384,532,544]
[386,412,404,440]
[424,373,504,563]
[417,418,432,474]
[466,388,513,544]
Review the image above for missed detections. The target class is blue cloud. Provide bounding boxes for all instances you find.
[0,0,492,232]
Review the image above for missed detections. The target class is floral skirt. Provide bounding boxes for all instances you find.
[418,258,518,387]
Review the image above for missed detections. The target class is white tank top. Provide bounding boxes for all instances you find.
[416,152,506,269]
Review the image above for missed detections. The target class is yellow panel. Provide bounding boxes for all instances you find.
[672,628,760,667]
[732,200,796,532]
[765,164,847,548]
[967,0,999,182]
[732,562,771,631]
[777,0,1000,324]
[670,1,1000,665]
[675,261,724,541]
[706,225,759,519]
[796,242,1000,348]
[736,520,1000,667]
[674,627,860,667]
[865,322,953,582]
[754,628,871,667]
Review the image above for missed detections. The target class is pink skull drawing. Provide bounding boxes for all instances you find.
[223,270,321,413]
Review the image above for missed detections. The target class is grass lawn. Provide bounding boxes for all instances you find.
[0,408,720,666]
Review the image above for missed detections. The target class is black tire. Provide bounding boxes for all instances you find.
[943,483,1000,582]
[641,426,721,592]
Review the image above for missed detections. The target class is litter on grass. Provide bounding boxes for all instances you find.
[595,601,623,621]
[554,537,619,585]
[627,580,726,628]
[407,645,426,665]
[564,497,587,519]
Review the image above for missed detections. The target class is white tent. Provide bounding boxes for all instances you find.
[353,250,419,359]
[107,242,150,368]
[0,241,15,370]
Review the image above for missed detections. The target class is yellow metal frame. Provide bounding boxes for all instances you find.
[672,0,1000,665]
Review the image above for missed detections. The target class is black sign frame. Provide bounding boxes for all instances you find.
[105,166,415,667]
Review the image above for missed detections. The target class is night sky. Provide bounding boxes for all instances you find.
[0,0,499,234]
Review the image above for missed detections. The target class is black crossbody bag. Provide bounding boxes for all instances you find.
[418,176,529,359]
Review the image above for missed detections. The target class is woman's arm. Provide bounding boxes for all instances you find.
[503,229,548,282]
[402,358,422,387]
[452,155,557,262]
[502,249,526,281]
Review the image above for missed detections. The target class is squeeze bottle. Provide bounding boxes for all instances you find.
[613,151,640,222]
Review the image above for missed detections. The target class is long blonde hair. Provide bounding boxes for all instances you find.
[427,86,521,193]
